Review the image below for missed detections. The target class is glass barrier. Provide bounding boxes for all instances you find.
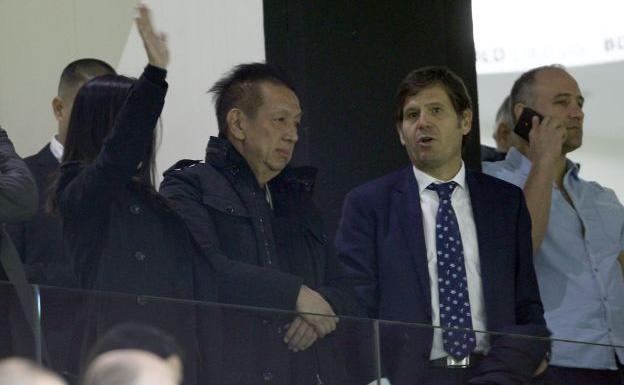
[376,319,623,385]
[0,282,380,385]
[1,281,622,385]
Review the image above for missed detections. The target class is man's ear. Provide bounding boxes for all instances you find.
[495,122,512,151]
[396,123,406,146]
[226,108,246,141]
[460,109,473,135]
[513,102,525,122]
[52,97,64,122]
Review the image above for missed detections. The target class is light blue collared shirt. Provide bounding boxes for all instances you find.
[483,147,624,369]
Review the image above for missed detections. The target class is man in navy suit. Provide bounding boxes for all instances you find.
[335,67,546,385]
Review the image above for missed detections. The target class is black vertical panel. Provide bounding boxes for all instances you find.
[264,0,480,237]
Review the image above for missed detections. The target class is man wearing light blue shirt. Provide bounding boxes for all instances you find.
[483,65,624,384]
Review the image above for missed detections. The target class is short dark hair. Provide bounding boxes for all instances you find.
[395,66,472,123]
[58,58,116,98]
[509,64,565,124]
[85,323,182,369]
[209,62,296,134]
[82,360,138,385]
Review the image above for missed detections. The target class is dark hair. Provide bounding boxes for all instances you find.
[209,62,296,134]
[62,74,156,185]
[84,323,182,369]
[82,361,137,385]
[47,74,159,213]
[58,58,116,97]
[395,66,472,123]
[509,64,565,124]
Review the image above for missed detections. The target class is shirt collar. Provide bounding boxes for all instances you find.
[564,158,581,182]
[49,135,64,162]
[412,162,467,194]
[504,147,532,178]
[505,146,580,180]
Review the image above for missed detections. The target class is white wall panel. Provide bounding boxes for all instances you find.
[117,0,266,183]
[0,0,264,186]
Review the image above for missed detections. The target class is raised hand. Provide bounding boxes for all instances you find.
[528,115,566,167]
[135,3,169,69]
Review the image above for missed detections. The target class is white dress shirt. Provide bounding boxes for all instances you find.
[411,163,489,359]
[50,135,64,162]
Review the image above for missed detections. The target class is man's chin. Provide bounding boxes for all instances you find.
[563,139,582,154]
[267,159,290,173]
[411,155,443,172]
[562,127,581,150]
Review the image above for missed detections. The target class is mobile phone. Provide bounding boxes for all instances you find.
[514,107,543,142]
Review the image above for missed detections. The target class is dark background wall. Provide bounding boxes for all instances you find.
[264,0,480,237]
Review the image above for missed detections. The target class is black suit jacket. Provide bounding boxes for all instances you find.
[335,167,545,384]
[6,143,74,287]
[0,127,38,357]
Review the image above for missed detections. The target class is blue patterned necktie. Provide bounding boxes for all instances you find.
[427,181,476,360]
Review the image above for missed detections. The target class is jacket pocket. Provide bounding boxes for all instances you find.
[201,194,257,265]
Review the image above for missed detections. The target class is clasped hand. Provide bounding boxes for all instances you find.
[284,285,339,352]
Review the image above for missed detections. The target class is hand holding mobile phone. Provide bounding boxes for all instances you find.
[514,107,543,142]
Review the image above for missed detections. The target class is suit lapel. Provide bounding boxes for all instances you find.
[33,144,61,191]
[465,171,495,319]
[35,144,60,168]
[395,167,431,312]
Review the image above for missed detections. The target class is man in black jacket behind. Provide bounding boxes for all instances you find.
[0,126,38,358]
[160,64,360,385]
[0,128,37,225]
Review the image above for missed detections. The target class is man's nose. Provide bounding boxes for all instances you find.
[569,103,584,120]
[285,123,299,143]
[415,111,431,128]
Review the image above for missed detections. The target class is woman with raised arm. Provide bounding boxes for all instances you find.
[54,5,196,299]
[52,6,204,383]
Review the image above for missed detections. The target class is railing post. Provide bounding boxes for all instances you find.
[32,284,42,365]
[373,319,382,385]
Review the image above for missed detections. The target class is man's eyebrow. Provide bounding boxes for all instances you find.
[553,93,585,103]
[425,101,446,107]
[268,107,302,116]
[553,92,581,99]
[404,100,446,109]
